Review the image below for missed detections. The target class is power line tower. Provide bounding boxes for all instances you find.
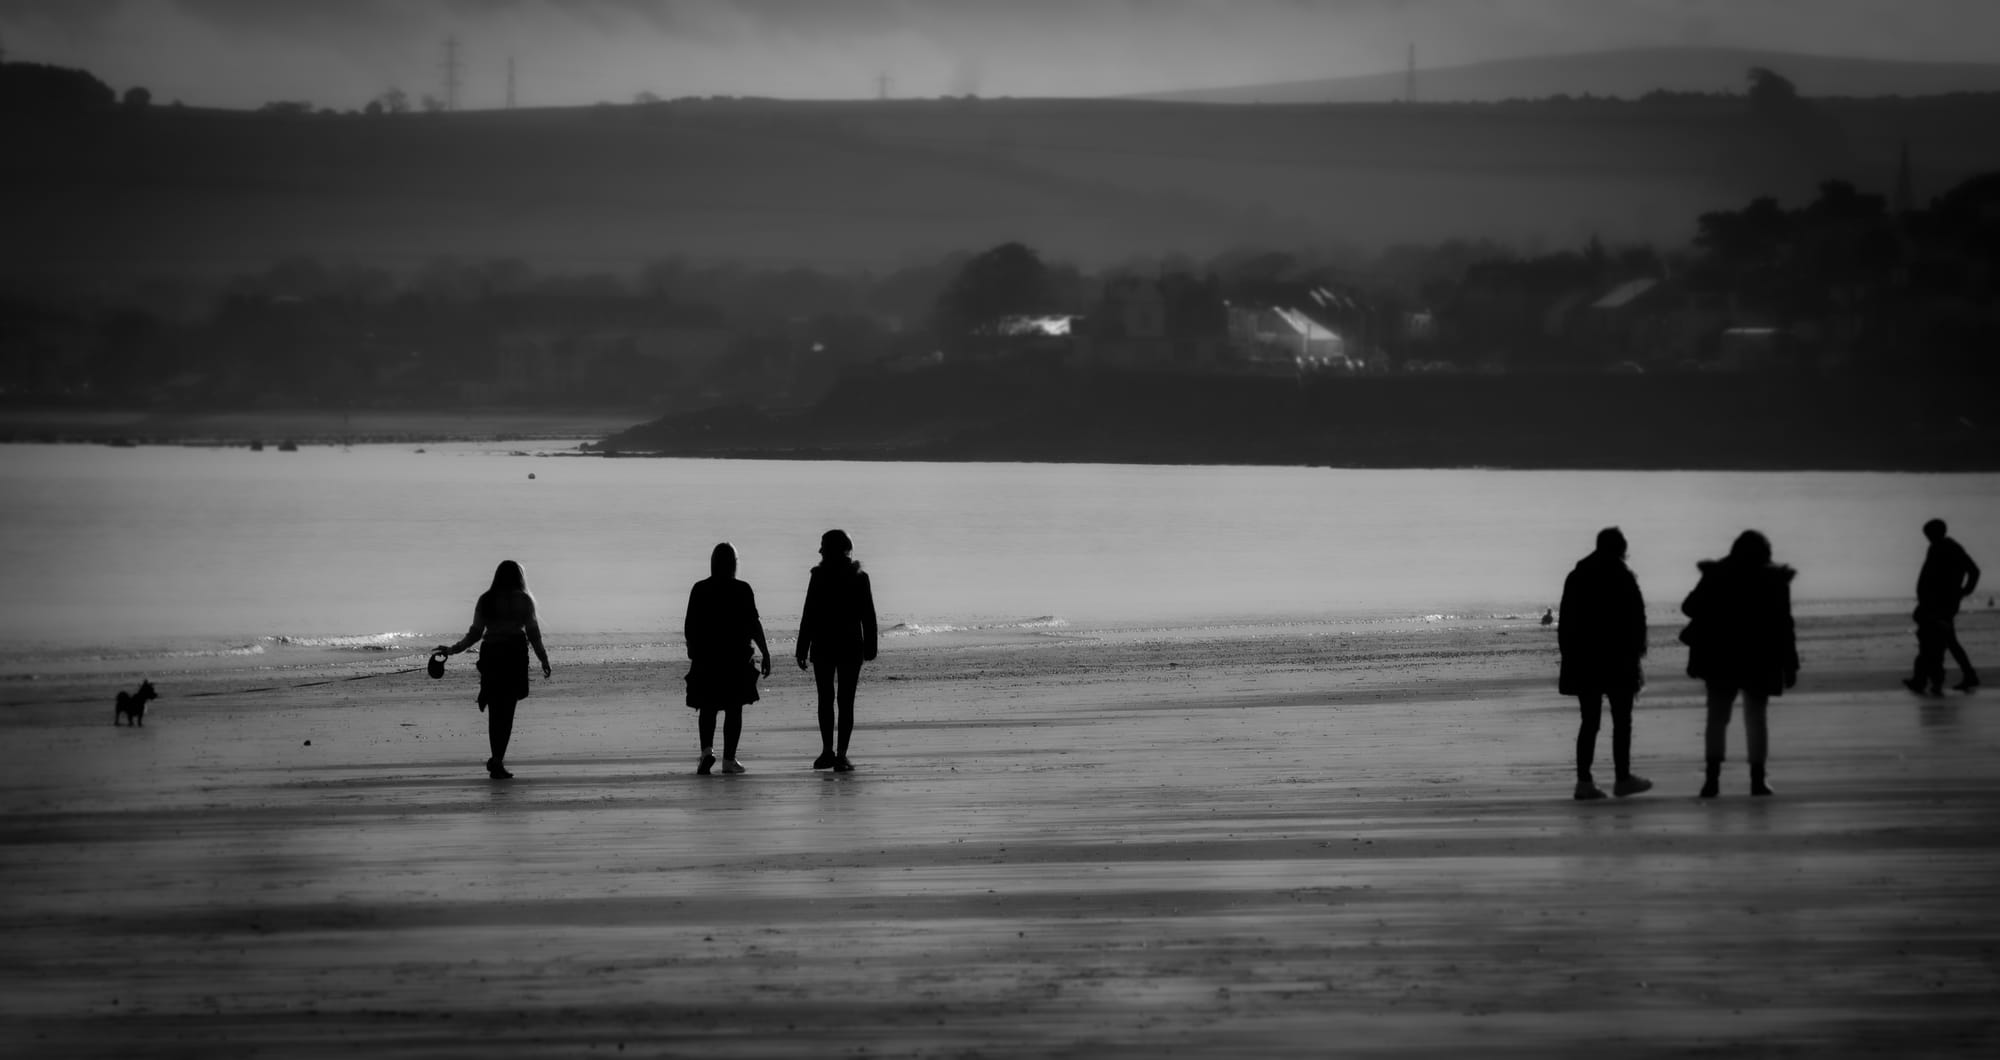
[441,37,462,111]
[506,55,516,109]
[1405,43,1416,103]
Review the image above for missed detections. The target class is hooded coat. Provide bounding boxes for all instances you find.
[1680,557,1799,696]
[1557,550,1648,697]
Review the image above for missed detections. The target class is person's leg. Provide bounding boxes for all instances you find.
[813,659,838,768]
[487,699,517,777]
[1744,691,1772,795]
[1701,683,1734,797]
[1911,617,1946,694]
[1608,691,1650,796]
[696,707,718,773]
[1944,619,1979,689]
[721,707,744,772]
[1573,694,1604,798]
[834,659,861,766]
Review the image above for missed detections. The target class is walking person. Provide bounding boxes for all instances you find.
[1558,527,1653,801]
[1903,518,1980,696]
[1681,531,1798,798]
[436,560,551,779]
[684,543,772,775]
[796,529,877,773]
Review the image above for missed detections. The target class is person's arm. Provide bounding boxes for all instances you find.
[746,585,771,677]
[683,584,701,661]
[1629,572,1649,659]
[859,571,878,662]
[1962,547,1981,599]
[796,573,815,670]
[1555,569,1577,657]
[441,600,486,655]
[526,608,551,678]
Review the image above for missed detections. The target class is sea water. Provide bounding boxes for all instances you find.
[2,441,1995,677]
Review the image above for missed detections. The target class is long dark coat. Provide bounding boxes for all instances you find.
[683,577,764,709]
[1557,551,1648,697]
[1680,558,1799,696]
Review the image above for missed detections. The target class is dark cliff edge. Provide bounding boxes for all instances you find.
[597,368,2000,471]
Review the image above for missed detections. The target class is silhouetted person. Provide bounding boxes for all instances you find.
[1904,518,1980,696]
[684,542,771,775]
[1558,527,1652,800]
[796,529,878,772]
[437,560,551,779]
[1681,531,1797,798]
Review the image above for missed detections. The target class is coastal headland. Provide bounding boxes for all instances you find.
[600,368,2000,470]
[4,612,1996,1056]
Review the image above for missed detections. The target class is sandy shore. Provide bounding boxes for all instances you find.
[3,614,1997,1057]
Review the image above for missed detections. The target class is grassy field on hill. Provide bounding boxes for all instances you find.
[6,94,2000,278]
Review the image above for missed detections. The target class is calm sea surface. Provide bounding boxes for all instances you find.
[3,441,1996,675]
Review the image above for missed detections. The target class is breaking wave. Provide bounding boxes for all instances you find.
[263,632,423,651]
[883,616,1069,638]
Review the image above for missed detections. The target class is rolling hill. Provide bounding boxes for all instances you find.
[1138,46,2000,104]
[5,83,2000,280]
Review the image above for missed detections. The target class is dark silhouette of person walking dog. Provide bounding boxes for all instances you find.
[1904,518,1981,697]
[1681,530,1797,798]
[437,560,551,779]
[796,529,878,773]
[1558,527,1653,801]
[684,542,771,775]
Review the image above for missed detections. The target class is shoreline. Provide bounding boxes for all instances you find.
[4,612,1997,1056]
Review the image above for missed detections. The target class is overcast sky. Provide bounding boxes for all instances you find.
[2,0,1995,109]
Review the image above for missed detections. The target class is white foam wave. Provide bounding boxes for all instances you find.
[264,631,423,651]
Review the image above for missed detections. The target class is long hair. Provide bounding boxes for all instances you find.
[488,559,528,594]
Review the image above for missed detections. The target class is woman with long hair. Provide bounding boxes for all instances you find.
[437,559,551,779]
[796,529,878,772]
[1681,530,1798,798]
[683,542,771,775]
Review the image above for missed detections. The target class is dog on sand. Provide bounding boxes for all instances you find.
[114,680,157,726]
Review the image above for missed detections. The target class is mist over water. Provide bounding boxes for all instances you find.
[3,442,1995,673]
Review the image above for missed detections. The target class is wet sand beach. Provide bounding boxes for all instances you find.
[4,614,1998,1057]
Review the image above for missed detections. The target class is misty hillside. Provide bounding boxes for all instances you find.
[5,88,2000,278]
[1140,47,2000,104]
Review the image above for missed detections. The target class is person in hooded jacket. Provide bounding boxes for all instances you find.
[1681,530,1798,798]
[1558,527,1653,801]
[683,542,771,776]
[796,529,877,772]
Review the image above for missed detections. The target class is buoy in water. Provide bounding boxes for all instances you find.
[528,473,536,480]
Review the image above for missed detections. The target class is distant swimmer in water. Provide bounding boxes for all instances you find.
[437,560,551,779]
[683,542,771,775]
[1557,528,1651,801]
[797,529,878,773]
[1541,608,1555,626]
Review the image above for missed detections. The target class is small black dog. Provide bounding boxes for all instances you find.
[114,680,157,726]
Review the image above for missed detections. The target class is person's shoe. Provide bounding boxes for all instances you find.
[485,758,512,779]
[1698,764,1721,799]
[1954,679,1980,693]
[1573,781,1607,801]
[697,753,716,776]
[812,752,836,770]
[1902,677,1931,696]
[1750,765,1774,797]
[1613,774,1653,798]
[833,755,855,773]
[722,758,747,775]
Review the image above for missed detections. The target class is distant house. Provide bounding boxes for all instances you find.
[1226,303,1349,371]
